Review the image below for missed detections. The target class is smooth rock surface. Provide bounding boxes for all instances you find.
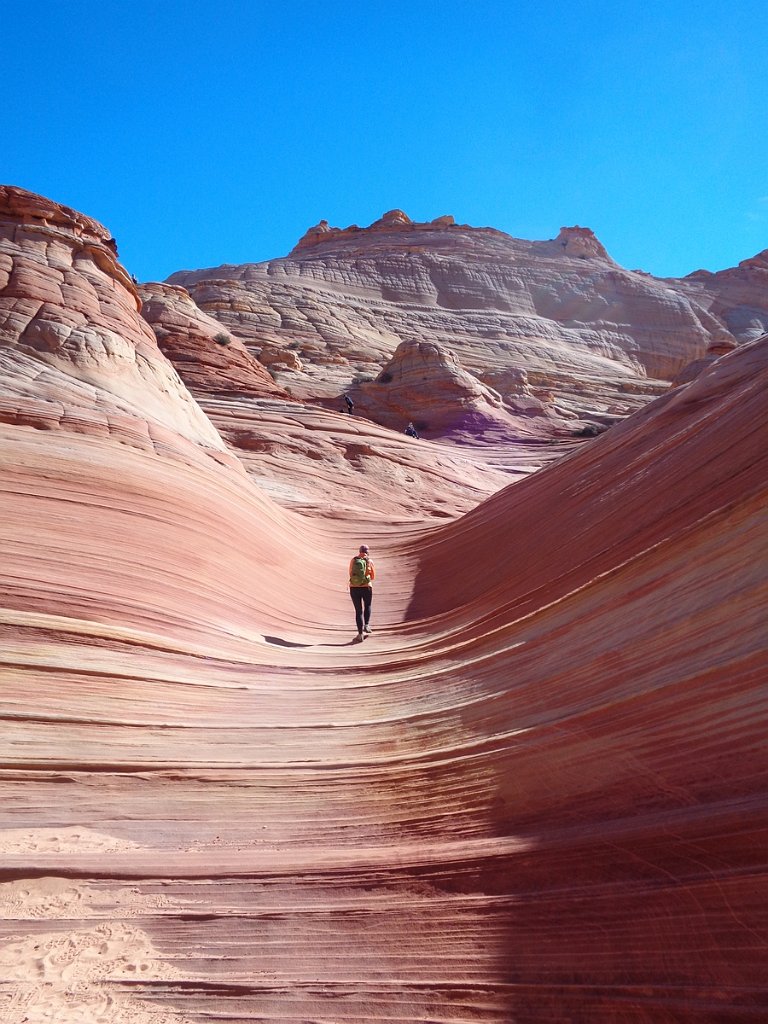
[1,188,767,1024]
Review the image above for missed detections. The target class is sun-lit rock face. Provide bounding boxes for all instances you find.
[168,210,746,424]
[2,188,767,1023]
[137,281,534,518]
[0,185,226,454]
[351,337,562,439]
[679,247,768,341]
[139,280,285,396]
[552,224,610,258]
[292,208,442,252]
[671,329,740,386]
[362,337,504,431]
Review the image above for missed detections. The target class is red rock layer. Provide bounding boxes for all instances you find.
[1,189,766,1023]
[351,337,564,440]
[139,280,286,397]
[0,185,226,457]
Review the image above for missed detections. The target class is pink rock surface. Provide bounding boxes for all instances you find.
[0,186,225,456]
[169,210,749,424]
[351,336,564,440]
[137,281,549,518]
[139,280,285,397]
[194,393,545,519]
[672,331,738,386]
[1,188,767,1023]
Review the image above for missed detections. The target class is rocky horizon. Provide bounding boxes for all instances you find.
[1,184,767,1023]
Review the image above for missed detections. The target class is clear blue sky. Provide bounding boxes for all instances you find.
[3,0,767,282]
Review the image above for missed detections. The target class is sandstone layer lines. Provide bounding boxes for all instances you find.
[169,214,746,428]
[4,343,767,1020]
[2,189,767,1023]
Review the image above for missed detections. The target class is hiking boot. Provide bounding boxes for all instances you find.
[364,626,372,635]
[354,632,364,643]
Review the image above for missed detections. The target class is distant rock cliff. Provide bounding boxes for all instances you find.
[291,209,466,252]
[170,209,754,432]
[678,247,768,341]
[351,337,562,439]
[139,281,284,397]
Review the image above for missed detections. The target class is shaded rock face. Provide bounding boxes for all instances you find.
[2,187,767,1024]
[169,210,746,426]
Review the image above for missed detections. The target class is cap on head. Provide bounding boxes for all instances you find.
[359,544,369,554]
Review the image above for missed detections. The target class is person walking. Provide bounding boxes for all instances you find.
[348,544,375,641]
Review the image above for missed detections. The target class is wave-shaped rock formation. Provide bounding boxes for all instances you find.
[137,279,531,519]
[1,186,767,1023]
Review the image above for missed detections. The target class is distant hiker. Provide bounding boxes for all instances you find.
[404,421,419,438]
[349,544,375,641]
[344,394,355,413]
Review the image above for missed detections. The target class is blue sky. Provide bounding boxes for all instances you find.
[3,0,767,282]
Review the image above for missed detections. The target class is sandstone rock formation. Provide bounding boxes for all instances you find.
[678,247,768,341]
[350,337,562,440]
[292,208,459,252]
[1,187,767,1024]
[139,280,284,397]
[138,275,537,517]
[672,330,738,386]
[169,210,755,430]
[0,185,226,458]
[551,223,610,258]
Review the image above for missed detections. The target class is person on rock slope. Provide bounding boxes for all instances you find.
[349,544,375,641]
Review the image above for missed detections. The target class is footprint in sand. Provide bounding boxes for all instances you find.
[0,923,193,1023]
[0,826,143,855]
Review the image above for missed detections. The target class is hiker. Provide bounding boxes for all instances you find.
[344,394,355,413]
[404,421,419,438]
[349,544,375,641]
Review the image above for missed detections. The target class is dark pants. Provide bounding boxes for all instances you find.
[349,586,372,633]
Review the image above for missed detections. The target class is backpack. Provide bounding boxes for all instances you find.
[350,556,369,586]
